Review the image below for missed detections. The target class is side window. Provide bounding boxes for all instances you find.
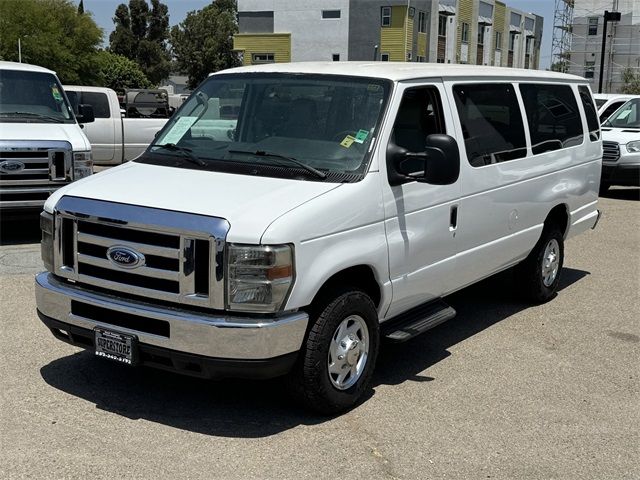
[453,83,527,167]
[391,87,446,175]
[519,83,584,154]
[599,101,623,122]
[81,92,110,118]
[578,86,600,141]
[66,90,79,113]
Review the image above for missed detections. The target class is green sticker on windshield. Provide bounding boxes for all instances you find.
[354,129,369,144]
[51,85,63,102]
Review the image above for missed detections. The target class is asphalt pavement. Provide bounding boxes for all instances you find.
[1,188,638,479]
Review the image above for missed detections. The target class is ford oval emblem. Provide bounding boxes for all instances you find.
[0,160,26,173]
[106,246,145,269]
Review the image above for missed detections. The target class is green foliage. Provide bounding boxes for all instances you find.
[620,67,640,94]
[77,0,84,14]
[108,0,171,86]
[95,50,151,95]
[171,0,241,90]
[0,0,103,84]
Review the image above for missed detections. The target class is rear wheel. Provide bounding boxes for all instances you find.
[516,227,564,304]
[287,288,379,415]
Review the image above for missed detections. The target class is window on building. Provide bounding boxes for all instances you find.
[453,83,527,167]
[584,61,595,79]
[578,86,600,141]
[588,17,598,36]
[519,83,584,155]
[322,10,341,19]
[381,6,391,27]
[418,11,427,33]
[437,58,445,64]
[461,23,470,43]
[495,31,502,50]
[417,55,426,62]
[381,53,390,61]
[509,32,516,51]
[478,24,484,45]
[438,14,447,36]
[406,52,412,61]
[252,53,275,64]
[408,6,415,18]
[332,54,340,61]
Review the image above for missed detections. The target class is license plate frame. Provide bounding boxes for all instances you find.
[94,328,137,365]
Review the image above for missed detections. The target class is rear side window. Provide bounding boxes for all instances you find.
[519,84,584,154]
[578,86,600,141]
[81,92,110,118]
[453,83,527,167]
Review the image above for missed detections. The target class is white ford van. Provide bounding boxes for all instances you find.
[35,63,602,413]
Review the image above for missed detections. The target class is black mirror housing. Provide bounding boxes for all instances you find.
[76,104,95,124]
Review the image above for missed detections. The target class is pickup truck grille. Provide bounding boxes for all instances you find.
[602,141,620,163]
[53,196,229,309]
[0,140,72,208]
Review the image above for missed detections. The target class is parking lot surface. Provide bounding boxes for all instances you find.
[1,188,638,479]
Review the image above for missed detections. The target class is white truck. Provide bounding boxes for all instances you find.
[63,86,168,165]
[0,61,94,212]
[600,97,640,192]
[36,63,601,414]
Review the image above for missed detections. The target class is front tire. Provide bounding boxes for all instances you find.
[287,289,379,415]
[516,227,564,304]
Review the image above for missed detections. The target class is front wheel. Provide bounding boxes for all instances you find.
[516,227,564,304]
[287,289,379,414]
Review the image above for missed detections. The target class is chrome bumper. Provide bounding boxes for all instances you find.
[35,272,309,360]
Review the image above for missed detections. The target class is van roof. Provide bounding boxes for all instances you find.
[215,62,586,83]
[0,60,56,75]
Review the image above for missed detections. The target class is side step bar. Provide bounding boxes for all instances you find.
[382,299,456,343]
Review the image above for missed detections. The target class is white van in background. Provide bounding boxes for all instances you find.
[600,97,640,192]
[36,63,601,414]
[64,86,168,165]
[0,61,93,212]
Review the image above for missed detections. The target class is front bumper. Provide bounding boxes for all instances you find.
[35,272,309,378]
[601,163,640,187]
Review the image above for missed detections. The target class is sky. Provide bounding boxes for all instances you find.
[73,0,556,70]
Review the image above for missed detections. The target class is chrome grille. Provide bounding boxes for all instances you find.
[602,141,620,163]
[53,196,229,309]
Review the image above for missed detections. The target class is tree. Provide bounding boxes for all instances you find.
[620,67,640,94]
[0,0,103,84]
[171,0,240,90]
[95,50,151,94]
[108,0,171,86]
[77,0,84,14]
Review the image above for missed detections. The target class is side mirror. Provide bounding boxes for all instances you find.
[387,134,460,186]
[76,104,95,124]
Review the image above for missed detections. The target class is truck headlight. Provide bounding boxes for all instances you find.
[40,211,55,272]
[226,244,294,313]
[626,140,640,153]
[73,151,93,179]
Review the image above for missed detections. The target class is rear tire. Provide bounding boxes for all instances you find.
[287,288,379,415]
[516,227,564,304]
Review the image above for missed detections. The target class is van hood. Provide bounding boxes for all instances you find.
[45,162,342,243]
[0,122,89,151]
[601,128,640,144]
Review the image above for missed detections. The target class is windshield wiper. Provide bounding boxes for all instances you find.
[228,149,327,179]
[0,111,64,123]
[153,143,207,167]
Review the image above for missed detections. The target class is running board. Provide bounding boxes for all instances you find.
[382,299,456,343]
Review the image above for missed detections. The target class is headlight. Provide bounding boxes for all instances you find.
[626,140,640,153]
[226,244,294,313]
[40,211,54,272]
[73,151,93,180]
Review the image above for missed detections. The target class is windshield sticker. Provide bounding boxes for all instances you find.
[51,85,63,102]
[340,135,356,148]
[354,129,369,144]
[159,116,198,145]
[367,84,382,93]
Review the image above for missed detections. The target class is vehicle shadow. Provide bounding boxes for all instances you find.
[39,267,589,438]
[0,214,41,245]
[602,187,639,201]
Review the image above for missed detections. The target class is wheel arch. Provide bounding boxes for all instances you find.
[544,203,570,239]
[307,264,382,313]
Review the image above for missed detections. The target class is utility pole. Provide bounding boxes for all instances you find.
[598,10,621,93]
[18,37,21,63]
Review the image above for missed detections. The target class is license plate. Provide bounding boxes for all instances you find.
[94,328,137,365]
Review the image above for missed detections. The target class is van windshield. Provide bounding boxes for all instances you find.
[603,98,640,129]
[0,69,75,123]
[138,73,391,182]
